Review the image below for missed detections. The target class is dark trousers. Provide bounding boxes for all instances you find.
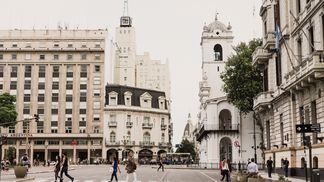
[221,170,229,182]
[267,167,272,177]
[60,166,74,181]
[284,168,288,177]
[110,171,118,181]
[55,169,60,181]
[157,163,164,171]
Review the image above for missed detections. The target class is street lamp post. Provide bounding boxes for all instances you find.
[253,116,257,163]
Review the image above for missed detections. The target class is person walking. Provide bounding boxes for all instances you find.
[54,156,61,182]
[125,155,137,182]
[219,159,224,180]
[247,158,258,175]
[157,158,164,172]
[283,158,289,177]
[266,157,273,178]
[60,153,74,182]
[220,159,230,182]
[109,157,121,182]
[227,159,232,180]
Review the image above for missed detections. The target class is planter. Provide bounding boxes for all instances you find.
[14,166,27,178]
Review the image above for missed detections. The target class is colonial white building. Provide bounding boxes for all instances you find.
[196,16,262,166]
[253,0,324,177]
[182,114,195,142]
[103,84,171,163]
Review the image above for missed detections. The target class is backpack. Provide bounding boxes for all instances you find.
[23,156,28,161]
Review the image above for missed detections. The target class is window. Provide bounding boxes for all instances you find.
[53,65,60,77]
[299,106,304,123]
[95,54,100,60]
[93,126,100,133]
[81,54,87,60]
[65,126,72,133]
[39,81,50,91]
[297,38,302,62]
[37,108,44,114]
[95,43,101,48]
[48,140,59,145]
[66,94,73,102]
[124,77,127,81]
[39,54,45,60]
[296,0,301,14]
[80,109,86,114]
[322,15,324,50]
[11,66,17,77]
[80,84,87,90]
[0,66,3,77]
[80,92,87,102]
[37,121,44,133]
[95,65,100,72]
[81,43,87,48]
[51,109,58,114]
[110,96,117,105]
[143,132,150,142]
[311,101,317,144]
[301,157,305,168]
[12,54,17,60]
[10,81,17,90]
[24,94,30,102]
[39,65,46,77]
[264,21,267,37]
[66,65,73,77]
[214,44,223,61]
[308,26,315,53]
[68,43,73,48]
[23,105,30,114]
[52,93,59,102]
[0,44,3,48]
[313,157,318,169]
[25,54,31,60]
[54,43,59,48]
[144,117,150,124]
[67,54,73,60]
[161,133,165,142]
[12,43,17,48]
[0,54,3,60]
[80,65,87,77]
[110,132,116,142]
[9,126,15,133]
[266,120,270,149]
[24,80,31,89]
[263,67,268,91]
[51,81,58,89]
[305,106,310,124]
[38,94,45,102]
[54,54,59,60]
[25,65,32,77]
[276,52,282,86]
[280,114,284,145]
[51,121,58,127]
[51,128,58,133]
[66,81,73,89]
[274,0,281,27]
[65,109,73,114]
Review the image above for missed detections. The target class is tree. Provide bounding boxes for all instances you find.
[5,146,16,163]
[176,139,196,160]
[0,93,18,127]
[220,39,263,113]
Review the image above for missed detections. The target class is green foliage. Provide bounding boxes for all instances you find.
[5,146,16,163]
[220,39,263,114]
[176,139,196,160]
[0,93,18,127]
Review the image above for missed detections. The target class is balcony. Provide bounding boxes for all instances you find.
[284,51,324,90]
[196,124,239,142]
[263,33,276,50]
[108,121,117,127]
[252,46,272,66]
[122,140,135,147]
[253,91,274,111]
[105,140,120,147]
[139,141,155,148]
[161,124,167,130]
[142,123,153,129]
[126,121,133,128]
[158,142,170,148]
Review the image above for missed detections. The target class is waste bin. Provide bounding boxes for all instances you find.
[312,169,320,182]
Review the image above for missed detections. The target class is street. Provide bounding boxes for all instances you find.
[1,165,221,182]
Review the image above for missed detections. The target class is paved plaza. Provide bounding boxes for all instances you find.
[0,165,221,182]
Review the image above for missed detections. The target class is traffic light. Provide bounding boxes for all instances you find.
[34,114,39,123]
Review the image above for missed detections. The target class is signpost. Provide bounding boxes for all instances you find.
[295,123,321,182]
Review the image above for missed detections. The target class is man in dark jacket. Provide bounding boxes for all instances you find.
[266,157,273,178]
[283,158,289,177]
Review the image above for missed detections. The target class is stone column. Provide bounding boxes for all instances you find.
[30,144,34,167]
[59,140,62,157]
[44,144,48,163]
[16,142,19,161]
[73,146,76,164]
[87,148,91,164]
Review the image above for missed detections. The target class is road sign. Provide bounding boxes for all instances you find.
[296,124,321,133]
[234,141,240,148]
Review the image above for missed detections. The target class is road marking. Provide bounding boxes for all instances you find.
[199,172,217,182]
[160,171,168,181]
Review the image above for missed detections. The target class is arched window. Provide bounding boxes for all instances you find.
[313,156,318,169]
[110,132,116,143]
[161,133,165,142]
[301,157,305,168]
[219,109,232,130]
[127,131,131,141]
[143,132,150,142]
[214,44,223,61]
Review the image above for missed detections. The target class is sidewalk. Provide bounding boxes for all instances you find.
[259,171,309,182]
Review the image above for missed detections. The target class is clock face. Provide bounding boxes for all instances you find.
[120,16,132,27]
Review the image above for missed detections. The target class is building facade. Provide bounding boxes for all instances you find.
[113,16,171,98]
[182,114,195,142]
[253,0,324,177]
[104,84,171,163]
[0,29,107,164]
[196,16,262,167]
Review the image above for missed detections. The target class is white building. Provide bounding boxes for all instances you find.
[112,16,171,99]
[182,114,195,142]
[103,84,171,163]
[196,15,262,166]
[253,0,324,177]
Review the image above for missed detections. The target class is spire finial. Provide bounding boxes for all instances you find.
[188,113,191,118]
[123,0,129,16]
[215,11,219,21]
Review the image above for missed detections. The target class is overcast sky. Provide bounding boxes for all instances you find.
[0,0,262,146]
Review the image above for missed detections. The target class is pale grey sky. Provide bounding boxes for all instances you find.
[0,0,262,146]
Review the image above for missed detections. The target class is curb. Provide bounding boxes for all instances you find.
[151,166,217,170]
[14,177,35,182]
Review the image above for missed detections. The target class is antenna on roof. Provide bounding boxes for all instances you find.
[123,0,129,16]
